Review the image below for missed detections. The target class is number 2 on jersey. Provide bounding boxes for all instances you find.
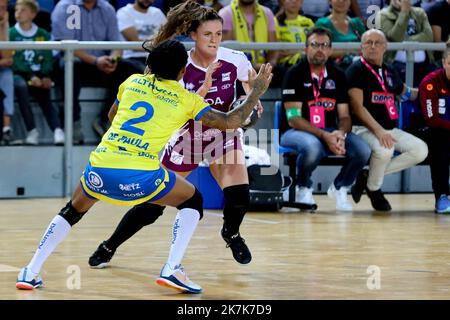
[120,101,154,136]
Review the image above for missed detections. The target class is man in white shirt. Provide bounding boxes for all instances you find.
[117,0,167,71]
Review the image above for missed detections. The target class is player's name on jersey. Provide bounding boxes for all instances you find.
[107,132,150,151]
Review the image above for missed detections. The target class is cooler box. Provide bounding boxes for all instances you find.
[186,166,224,209]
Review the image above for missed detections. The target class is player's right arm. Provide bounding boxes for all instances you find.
[198,64,272,130]
[108,102,118,123]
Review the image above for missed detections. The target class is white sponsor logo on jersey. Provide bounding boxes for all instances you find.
[205,97,225,105]
[222,72,231,82]
[426,99,433,118]
[170,150,184,165]
[118,183,141,191]
[185,82,195,91]
[208,86,218,93]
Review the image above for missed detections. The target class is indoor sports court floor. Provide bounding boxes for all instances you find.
[1,194,449,300]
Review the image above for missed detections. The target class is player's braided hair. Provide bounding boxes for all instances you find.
[142,39,187,81]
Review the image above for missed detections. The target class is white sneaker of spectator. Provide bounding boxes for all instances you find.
[53,128,65,145]
[327,183,352,211]
[25,128,39,145]
[296,186,316,205]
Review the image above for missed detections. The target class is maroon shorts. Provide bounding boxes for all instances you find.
[161,120,244,172]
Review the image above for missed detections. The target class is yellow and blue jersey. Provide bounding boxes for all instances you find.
[80,73,211,206]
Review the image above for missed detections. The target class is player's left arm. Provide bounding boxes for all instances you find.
[199,64,272,130]
[108,102,119,123]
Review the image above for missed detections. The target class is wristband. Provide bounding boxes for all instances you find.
[286,108,302,120]
[401,86,412,101]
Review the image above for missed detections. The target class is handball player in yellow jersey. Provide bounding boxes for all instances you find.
[16,39,272,294]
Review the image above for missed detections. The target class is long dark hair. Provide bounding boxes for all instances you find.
[152,0,223,47]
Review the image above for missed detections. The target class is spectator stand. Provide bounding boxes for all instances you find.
[0,40,447,200]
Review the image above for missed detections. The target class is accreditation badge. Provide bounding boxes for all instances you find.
[385,98,398,120]
[309,106,325,128]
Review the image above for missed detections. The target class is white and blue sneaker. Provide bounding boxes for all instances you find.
[327,184,353,211]
[156,263,202,294]
[435,195,450,214]
[16,267,43,290]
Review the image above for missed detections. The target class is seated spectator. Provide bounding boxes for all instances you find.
[315,0,366,72]
[418,41,450,213]
[10,0,64,145]
[0,0,14,145]
[347,29,428,211]
[51,0,143,144]
[8,0,52,32]
[378,0,434,86]
[426,0,450,61]
[117,0,167,72]
[280,27,371,211]
[219,0,278,71]
[273,0,314,86]
[301,0,330,22]
[197,0,224,11]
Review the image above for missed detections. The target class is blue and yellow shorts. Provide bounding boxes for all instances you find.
[80,162,176,206]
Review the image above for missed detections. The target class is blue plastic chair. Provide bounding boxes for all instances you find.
[273,101,318,210]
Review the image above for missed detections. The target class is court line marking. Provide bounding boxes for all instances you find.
[205,212,280,224]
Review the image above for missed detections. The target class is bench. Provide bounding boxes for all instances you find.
[273,100,436,204]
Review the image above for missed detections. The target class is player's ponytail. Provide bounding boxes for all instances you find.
[151,0,222,47]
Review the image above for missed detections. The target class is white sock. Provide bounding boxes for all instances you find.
[165,208,200,272]
[27,215,71,275]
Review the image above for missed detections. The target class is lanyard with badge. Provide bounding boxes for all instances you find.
[360,57,399,120]
[309,65,326,128]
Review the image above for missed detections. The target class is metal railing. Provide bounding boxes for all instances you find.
[0,40,447,196]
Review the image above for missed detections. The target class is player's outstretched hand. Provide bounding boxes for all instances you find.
[248,64,273,98]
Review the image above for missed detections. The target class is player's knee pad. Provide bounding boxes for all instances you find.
[223,184,250,211]
[131,202,165,226]
[176,188,203,220]
[58,201,87,226]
